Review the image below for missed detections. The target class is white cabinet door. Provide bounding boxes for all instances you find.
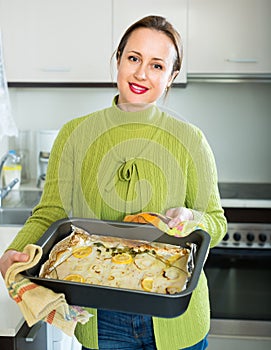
[0,0,112,83]
[112,0,188,84]
[187,0,271,75]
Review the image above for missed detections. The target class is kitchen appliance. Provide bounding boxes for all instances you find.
[36,130,58,188]
[205,183,271,349]
[9,130,32,184]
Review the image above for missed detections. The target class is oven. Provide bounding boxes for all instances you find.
[204,183,271,349]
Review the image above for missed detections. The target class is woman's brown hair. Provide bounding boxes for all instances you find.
[115,15,182,81]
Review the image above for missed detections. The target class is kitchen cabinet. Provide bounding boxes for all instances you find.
[0,226,47,349]
[187,0,271,77]
[0,0,188,84]
[1,322,47,350]
[0,0,112,83]
[3,0,269,83]
[112,0,188,84]
[0,226,46,350]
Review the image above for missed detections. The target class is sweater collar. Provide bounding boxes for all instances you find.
[106,95,163,127]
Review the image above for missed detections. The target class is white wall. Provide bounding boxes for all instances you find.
[6,82,271,183]
[167,82,271,183]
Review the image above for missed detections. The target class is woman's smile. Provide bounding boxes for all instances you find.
[129,82,149,94]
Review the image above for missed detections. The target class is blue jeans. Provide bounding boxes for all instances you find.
[82,310,208,350]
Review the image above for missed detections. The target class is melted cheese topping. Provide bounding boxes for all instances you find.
[39,226,191,294]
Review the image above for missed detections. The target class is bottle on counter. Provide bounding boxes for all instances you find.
[3,150,22,189]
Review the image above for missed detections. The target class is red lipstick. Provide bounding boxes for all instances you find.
[129,82,149,94]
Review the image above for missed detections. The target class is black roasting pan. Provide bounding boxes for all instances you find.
[22,218,210,318]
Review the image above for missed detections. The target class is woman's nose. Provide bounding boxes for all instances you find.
[134,64,147,80]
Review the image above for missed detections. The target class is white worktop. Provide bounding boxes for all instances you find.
[0,226,25,337]
[221,198,271,208]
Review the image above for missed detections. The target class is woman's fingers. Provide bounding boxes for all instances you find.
[0,250,29,278]
[166,207,193,228]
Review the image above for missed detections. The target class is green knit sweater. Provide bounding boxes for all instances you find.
[8,98,227,349]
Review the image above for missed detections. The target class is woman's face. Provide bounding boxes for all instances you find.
[117,28,178,109]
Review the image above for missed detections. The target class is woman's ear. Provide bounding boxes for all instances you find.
[116,51,121,68]
[168,70,179,87]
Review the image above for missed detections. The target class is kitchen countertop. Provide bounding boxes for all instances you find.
[221,198,271,208]
[0,226,25,337]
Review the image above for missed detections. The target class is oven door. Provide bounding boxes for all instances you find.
[205,247,271,321]
[204,246,271,344]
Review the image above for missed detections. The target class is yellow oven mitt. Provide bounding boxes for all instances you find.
[5,244,91,336]
[124,212,205,237]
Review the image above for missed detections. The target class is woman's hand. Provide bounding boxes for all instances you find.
[166,207,193,228]
[0,250,29,279]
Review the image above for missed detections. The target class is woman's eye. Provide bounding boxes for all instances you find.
[153,63,163,70]
[128,55,139,63]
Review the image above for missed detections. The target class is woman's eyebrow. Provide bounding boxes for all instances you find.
[127,50,142,56]
[128,50,165,62]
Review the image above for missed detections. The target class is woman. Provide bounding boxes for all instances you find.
[0,16,227,349]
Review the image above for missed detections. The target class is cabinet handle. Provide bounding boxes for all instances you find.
[25,321,43,342]
[226,58,258,63]
[41,66,71,72]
